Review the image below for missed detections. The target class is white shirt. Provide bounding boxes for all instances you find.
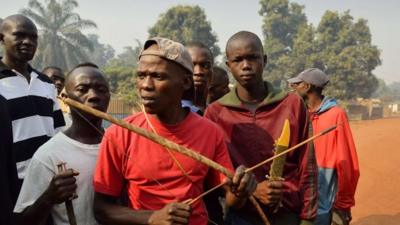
[14,132,100,225]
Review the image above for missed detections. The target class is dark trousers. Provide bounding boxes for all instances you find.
[225,209,300,225]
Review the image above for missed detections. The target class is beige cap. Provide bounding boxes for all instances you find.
[139,37,193,74]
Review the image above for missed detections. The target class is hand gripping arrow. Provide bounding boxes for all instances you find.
[60,97,271,225]
[61,97,337,225]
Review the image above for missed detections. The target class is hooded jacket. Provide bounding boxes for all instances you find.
[205,82,318,221]
[310,97,359,215]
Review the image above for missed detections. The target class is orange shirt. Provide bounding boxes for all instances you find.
[311,105,359,210]
[94,112,234,225]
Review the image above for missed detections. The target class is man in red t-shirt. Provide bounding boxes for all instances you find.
[93,37,257,225]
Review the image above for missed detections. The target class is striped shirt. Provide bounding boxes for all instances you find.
[0,61,65,180]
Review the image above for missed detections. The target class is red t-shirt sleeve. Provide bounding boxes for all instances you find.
[93,125,126,196]
[205,126,234,188]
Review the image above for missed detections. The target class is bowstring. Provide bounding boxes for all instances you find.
[141,105,210,194]
[70,101,337,225]
[70,106,219,225]
[141,105,230,207]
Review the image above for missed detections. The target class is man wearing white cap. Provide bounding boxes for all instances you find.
[289,68,360,225]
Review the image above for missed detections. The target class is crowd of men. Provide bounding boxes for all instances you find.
[0,14,359,225]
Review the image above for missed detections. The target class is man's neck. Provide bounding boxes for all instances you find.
[2,55,30,79]
[64,118,103,145]
[237,82,268,103]
[154,106,188,125]
[307,94,324,112]
[194,88,207,110]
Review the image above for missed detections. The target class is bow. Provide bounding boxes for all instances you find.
[61,96,337,225]
[61,96,271,224]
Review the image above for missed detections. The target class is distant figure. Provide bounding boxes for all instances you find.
[181,74,202,114]
[0,14,65,202]
[42,66,65,95]
[187,41,214,112]
[208,66,230,103]
[14,64,110,225]
[289,68,360,225]
[205,31,318,225]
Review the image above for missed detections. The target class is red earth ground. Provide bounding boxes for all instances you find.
[350,117,400,225]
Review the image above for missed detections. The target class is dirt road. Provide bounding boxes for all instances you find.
[351,117,400,225]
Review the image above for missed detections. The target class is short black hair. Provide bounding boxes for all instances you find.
[42,66,63,73]
[0,14,37,34]
[65,62,104,88]
[186,41,214,60]
[68,62,99,75]
[212,66,229,83]
[309,84,324,96]
[73,62,99,69]
[213,66,228,77]
[226,31,264,55]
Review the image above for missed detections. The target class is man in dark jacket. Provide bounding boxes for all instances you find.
[205,31,318,225]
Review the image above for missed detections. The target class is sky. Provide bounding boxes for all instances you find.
[1,0,399,83]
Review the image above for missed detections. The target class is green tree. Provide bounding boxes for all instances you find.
[86,34,115,68]
[106,40,141,68]
[103,66,138,107]
[388,82,400,101]
[315,11,381,99]
[372,78,394,102]
[21,0,97,71]
[259,0,307,83]
[148,5,220,57]
[103,41,142,107]
[259,0,381,99]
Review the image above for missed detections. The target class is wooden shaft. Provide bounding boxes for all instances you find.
[188,182,226,205]
[245,125,337,173]
[249,196,270,225]
[190,125,336,222]
[62,97,270,225]
[57,163,77,225]
[63,97,232,176]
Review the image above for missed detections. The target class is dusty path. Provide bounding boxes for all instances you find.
[350,117,400,225]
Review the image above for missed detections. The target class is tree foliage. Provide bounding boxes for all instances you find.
[102,41,142,107]
[106,40,141,68]
[86,34,115,68]
[388,82,400,101]
[314,11,381,99]
[103,66,138,107]
[259,0,381,99]
[259,0,307,83]
[21,0,97,71]
[372,79,393,102]
[148,5,220,57]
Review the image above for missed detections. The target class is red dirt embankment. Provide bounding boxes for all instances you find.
[351,117,400,225]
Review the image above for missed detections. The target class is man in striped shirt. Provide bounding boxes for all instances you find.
[0,14,65,194]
